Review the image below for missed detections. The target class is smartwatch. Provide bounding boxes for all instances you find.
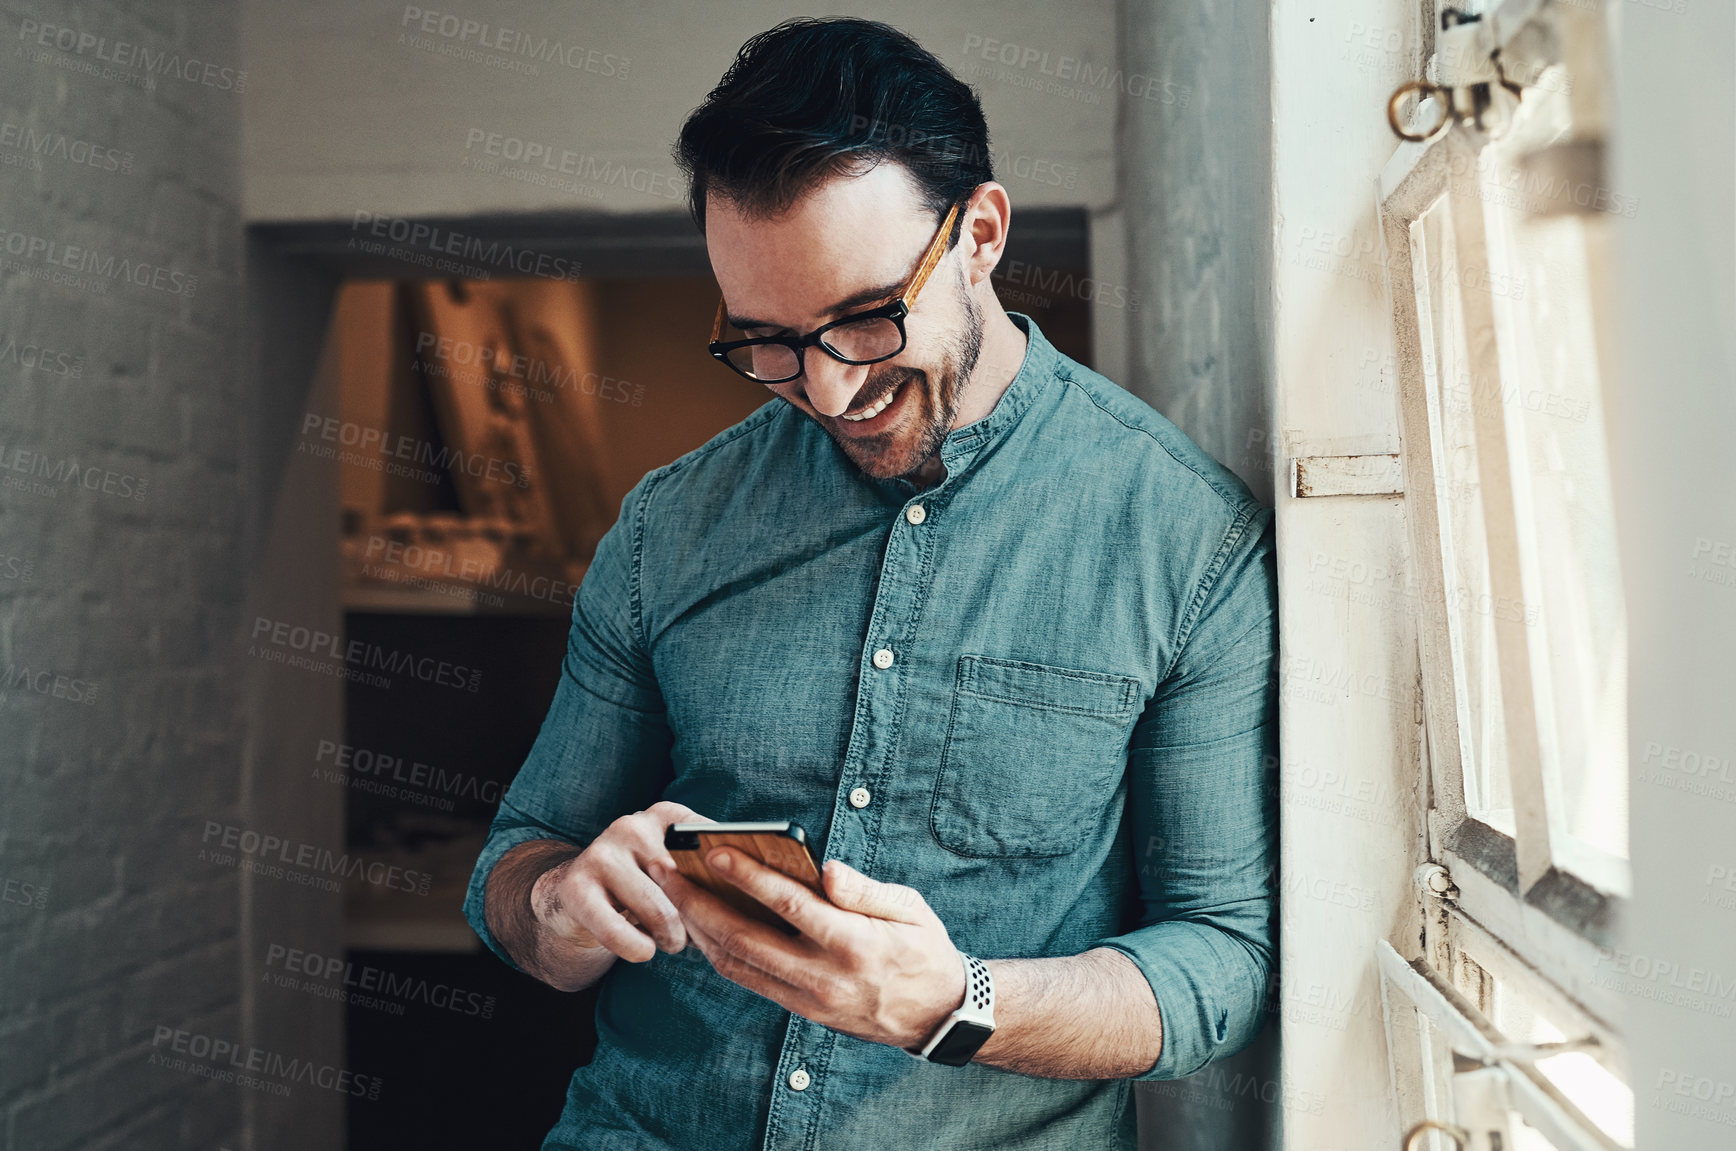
[903,951,995,1066]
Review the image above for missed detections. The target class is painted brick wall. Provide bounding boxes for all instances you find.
[0,2,250,1147]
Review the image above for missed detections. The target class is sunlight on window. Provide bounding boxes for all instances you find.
[1413,194,1514,835]
[1491,207,1630,866]
[1491,965,1635,1147]
[1511,1115,1565,1151]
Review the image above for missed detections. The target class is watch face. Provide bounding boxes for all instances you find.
[927,1020,994,1066]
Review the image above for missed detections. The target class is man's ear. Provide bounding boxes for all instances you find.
[958,182,1012,287]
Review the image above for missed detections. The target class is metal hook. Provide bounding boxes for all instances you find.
[1403,1119,1469,1150]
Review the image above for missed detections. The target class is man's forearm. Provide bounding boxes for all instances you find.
[969,947,1162,1079]
[484,839,618,992]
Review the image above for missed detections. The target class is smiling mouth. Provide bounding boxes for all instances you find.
[840,379,906,422]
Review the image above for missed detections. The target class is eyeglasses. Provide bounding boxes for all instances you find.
[707,200,963,385]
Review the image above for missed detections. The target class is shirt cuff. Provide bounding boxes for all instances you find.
[461,814,579,975]
[1094,918,1270,1080]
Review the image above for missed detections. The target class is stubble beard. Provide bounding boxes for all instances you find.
[824,272,985,482]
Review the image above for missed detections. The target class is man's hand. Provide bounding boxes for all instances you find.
[488,801,714,991]
[532,800,716,963]
[652,848,966,1050]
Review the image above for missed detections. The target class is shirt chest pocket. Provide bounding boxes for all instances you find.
[929,655,1143,858]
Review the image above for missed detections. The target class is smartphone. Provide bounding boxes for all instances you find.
[664,821,827,935]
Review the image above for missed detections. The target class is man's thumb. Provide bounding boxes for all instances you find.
[822,860,928,924]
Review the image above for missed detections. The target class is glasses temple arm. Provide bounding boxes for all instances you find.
[901,201,962,306]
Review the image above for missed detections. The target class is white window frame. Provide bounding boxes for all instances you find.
[1374,0,1630,1147]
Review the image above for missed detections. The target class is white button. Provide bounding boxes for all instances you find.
[905,504,927,525]
[849,787,872,809]
[787,1068,810,1091]
[872,648,895,669]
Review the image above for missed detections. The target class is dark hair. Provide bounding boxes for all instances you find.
[674,18,993,243]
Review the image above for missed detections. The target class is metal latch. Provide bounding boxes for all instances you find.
[1387,8,1524,142]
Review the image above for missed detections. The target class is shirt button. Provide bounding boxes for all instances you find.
[905,504,927,525]
[849,787,872,809]
[787,1067,810,1091]
[872,648,895,669]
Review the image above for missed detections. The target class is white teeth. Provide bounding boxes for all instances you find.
[841,383,900,421]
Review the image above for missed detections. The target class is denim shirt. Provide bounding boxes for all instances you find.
[464,315,1278,1151]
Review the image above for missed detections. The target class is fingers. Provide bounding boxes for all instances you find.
[702,848,844,945]
[646,799,713,826]
[567,880,661,963]
[674,886,821,1000]
[613,867,686,953]
[654,863,807,971]
[819,859,932,925]
[608,808,685,868]
[681,918,754,989]
[551,840,687,961]
[608,801,715,885]
[530,803,723,968]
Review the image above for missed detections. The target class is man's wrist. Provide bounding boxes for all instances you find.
[484,839,585,978]
[904,949,995,1062]
[528,857,572,924]
[908,947,970,1049]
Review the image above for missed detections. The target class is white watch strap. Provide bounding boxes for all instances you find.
[906,951,995,1059]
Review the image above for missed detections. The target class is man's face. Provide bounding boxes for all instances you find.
[705,164,983,482]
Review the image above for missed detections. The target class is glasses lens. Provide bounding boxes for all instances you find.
[820,317,903,364]
[725,342,800,382]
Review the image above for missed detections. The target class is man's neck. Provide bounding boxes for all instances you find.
[902,454,947,491]
[898,304,1029,492]
[952,303,1030,430]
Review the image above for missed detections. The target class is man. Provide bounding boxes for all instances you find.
[464,17,1276,1151]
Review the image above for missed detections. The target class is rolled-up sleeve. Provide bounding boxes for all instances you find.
[462,475,675,971]
[1094,506,1278,1080]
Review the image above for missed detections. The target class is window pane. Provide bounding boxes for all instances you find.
[1412,196,1514,835]
[1489,963,1634,1147]
[1511,1116,1567,1151]
[1495,210,1629,863]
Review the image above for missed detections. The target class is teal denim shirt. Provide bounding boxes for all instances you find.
[464,315,1278,1151]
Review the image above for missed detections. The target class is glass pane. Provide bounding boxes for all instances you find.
[1412,196,1514,835]
[1510,1116,1567,1151]
[1495,211,1629,863]
[1490,973,1634,1147]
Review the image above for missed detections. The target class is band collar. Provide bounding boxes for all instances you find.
[866,312,1056,500]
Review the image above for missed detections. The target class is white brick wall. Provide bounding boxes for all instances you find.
[0,2,250,1147]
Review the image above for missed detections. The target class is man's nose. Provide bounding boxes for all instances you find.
[799,352,870,418]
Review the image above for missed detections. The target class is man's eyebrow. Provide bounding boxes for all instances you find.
[727,279,905,332]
